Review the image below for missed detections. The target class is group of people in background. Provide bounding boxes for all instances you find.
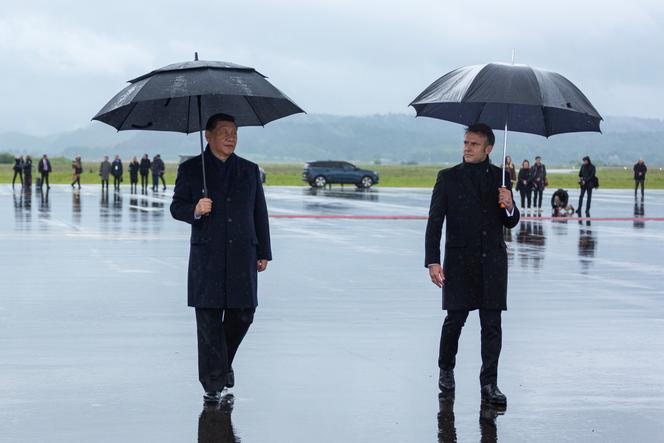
[98,154,166,193]
[11,153,167,193]
[12,154,52,190]
[504,155,548,213]
[504,155,648,217]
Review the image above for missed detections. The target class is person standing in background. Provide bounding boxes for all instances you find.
[129,156,140,193]
[139,153,151,193]
[151,154,166,192]
[516,160,533,211]
[71,156,83,190]
[38,154,52,190]
[111,155,123,192]
[12,156,24,189]
[531,156,547,212]
[577,156,596,217]
[633,159,647,200]
[99,156,111,191]
[504,155,516,188]
[23,155,33,189]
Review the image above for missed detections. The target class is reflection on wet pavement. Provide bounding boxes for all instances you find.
[198,395,239,443]
[2,185,664,442]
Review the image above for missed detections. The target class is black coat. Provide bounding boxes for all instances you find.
[38,159,52,174]
[425,161,520,311]
[111,159,123,177]
[128,161,140,179]
[139,158,151,175]
[633,162,647,181]
[579,163,596,189]
[170,149,271,309]
[516,168,533,192]
[531,163,547,190]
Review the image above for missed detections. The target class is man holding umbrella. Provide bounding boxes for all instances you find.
[170,113,271,403]
[93,54,301,404]
[425,123,519,405]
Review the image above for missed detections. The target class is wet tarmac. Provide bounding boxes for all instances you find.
[1,185,663,442]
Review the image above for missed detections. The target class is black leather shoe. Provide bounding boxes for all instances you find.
[439,369,455,397]
[203,391,223,404]
[481,384,507,405]
[225,368,235,388]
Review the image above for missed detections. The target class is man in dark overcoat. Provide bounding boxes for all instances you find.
[170,113,271,403]
[425,123,520,405]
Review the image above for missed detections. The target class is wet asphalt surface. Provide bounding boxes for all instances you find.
[1,184,663,442]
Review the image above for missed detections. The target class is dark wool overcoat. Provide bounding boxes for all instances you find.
[425,161,520,311]
[170,148,271,308]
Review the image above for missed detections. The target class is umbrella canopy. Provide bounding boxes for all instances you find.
[409,62,602,137]
[93,54,304,197]
[93,59,304,131]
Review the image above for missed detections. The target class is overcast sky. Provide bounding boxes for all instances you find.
[1,0,662,135]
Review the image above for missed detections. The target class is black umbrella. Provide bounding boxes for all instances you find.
[93,53,304,196]
[410,62,602,187]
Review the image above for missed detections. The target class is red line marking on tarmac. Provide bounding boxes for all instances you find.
[270,214,664,221]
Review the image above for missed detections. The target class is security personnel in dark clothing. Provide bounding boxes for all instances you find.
[426,123,520,406]
[139,154,151,192]
[577,156,596,217]
[633,159,647,200]
[171,113,271,404]
[111,155,123,191]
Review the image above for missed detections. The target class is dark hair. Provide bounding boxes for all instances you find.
[582,156,591,163]
[465,123,495,147]
[535,156,541,160]
[206,113,236,131]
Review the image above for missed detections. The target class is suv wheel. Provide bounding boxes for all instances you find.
[358,176,373,188]
[313,176,327,188]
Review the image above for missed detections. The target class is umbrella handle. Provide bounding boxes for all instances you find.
[197,95,208,197]
[499,121,508,209]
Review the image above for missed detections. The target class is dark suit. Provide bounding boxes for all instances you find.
[38,158,52,188]
[170,147,271,392]
[425,159,519,386]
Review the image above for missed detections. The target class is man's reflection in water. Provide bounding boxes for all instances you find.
[437,398,457,442]
[13,190,31,229]
[112,192,122,227]
[515,220,546,270]
[438,398,505,443]
[479,402,505,443]
[100,190,110,231]
[198,394,239,443]
[578,220,597,273]
[72,191,82,224]
[634,202,645,229]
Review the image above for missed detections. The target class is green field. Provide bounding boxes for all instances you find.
[1,160,663,189]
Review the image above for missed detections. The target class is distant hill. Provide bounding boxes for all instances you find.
[1,114,662,166]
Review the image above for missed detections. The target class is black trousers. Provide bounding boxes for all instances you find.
[153,174,166,190]
[12,170,23,187]
[40,172,50,188]
[195,307,255,392]
[578,187,592,213]
[140,173,149,190]
[439,309,502,386]
[519,189,531,208]
[113,176,121,190]
[533,187,544,208]
[101,179,109,190]
[635,180,644,197]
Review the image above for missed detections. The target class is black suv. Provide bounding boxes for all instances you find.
[302,161,380,188]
